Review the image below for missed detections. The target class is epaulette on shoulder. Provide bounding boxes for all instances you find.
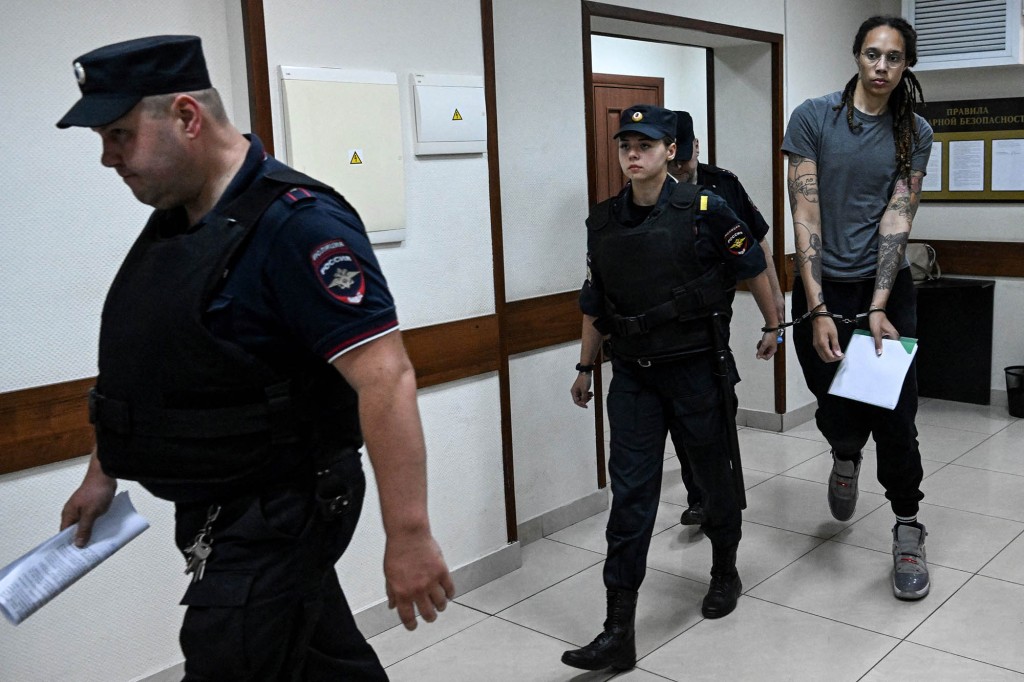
[280,186,318,208]
[704,163,736,179]
[696,189,712,212]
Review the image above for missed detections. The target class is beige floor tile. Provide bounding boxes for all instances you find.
[606,668,669,681]
[640,596,897,682]
[780,418,829,443]
[383,616,613,682]
[916,399,1017,435]
[455,539,603,615]
[862,641,1024,681]
[920,465,1024,522]
[832,502,1024,573]
[909,576,1024,674]
[980,531,1024,586]
[645,519,823,590]
[748,541,971,638]
[953,420,1024,475]
[547,502,682,556]
[734,429,831,474]
[498,563,705,660]
[742,475,888,537]
[369,602,488,668]
[915,421,994,463]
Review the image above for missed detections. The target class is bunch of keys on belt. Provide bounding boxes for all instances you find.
[184,504,221,583]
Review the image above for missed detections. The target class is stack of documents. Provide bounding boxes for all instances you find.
[828,330,918,410]
[0,491,149,625]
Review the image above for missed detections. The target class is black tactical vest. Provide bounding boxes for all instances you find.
[587,182,731,362]
[91,167,362,502]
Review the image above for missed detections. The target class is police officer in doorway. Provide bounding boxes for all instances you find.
[56,35,452,680]
[563,105,780,672]
[667,110,787,527]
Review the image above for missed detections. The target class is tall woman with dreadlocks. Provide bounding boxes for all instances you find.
[782,15,934,601]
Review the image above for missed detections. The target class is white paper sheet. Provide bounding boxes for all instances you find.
[827,330,918,410]
[0,491,150,625]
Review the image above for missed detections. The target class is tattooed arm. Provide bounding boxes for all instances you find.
[868,170,924,352]
[787,153,842,362]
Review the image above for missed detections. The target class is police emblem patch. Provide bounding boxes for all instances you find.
[724,225,749,256]
[311,240,365,304]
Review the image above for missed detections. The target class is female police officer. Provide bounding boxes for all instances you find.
[563,105,779,672]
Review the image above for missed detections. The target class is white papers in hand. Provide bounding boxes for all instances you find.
[0,491,150,625]
[827,330,918,410]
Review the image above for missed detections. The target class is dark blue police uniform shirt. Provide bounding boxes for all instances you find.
[580,177,766,317]
[203,135,398,366]
[697,163,770,243]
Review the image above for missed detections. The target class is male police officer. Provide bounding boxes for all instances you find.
[667,111,786,527]
[565,105,779,672]
[57,35,452,680]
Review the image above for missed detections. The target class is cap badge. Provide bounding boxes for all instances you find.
[73,62,86,85]
[631,112,643,122]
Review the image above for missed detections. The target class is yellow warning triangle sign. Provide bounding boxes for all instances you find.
[452,109,463,121]
[349,151,363,165]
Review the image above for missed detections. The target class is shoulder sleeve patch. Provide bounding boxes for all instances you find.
[724,224,750,256]
[310,239,365,304]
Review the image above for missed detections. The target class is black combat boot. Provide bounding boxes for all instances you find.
[561,589,637,671]
[702,544,741,618]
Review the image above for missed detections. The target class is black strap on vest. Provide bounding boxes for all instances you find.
[606,263,728,337]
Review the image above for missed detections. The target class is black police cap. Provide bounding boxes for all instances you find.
[57,35,212,129]
[672,110,695,162]
[613,105,676,141]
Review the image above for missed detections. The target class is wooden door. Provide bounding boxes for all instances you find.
[592,73,664,202]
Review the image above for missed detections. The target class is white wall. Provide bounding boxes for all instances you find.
[591,35,709,144]
[0,4,245,681]
[0,1,238,393]
[715,43,778,412]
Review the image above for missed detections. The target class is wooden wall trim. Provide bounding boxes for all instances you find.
[0,289,588,477]
[0,379,94,476]
[507,292,582,355]
[913,239,1024,278]
[781,240,1024,289]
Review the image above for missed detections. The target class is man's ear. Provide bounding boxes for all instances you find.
[173,94,202,138]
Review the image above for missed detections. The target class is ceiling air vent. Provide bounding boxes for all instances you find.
[903,0,1023,69]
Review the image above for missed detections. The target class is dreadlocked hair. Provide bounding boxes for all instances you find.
[833,15,928,179]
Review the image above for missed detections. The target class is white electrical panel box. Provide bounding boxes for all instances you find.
[411,74,487,155]
[280,66,405,244]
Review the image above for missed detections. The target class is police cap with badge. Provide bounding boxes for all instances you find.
[57,35,211,129]
[613,105,677,141]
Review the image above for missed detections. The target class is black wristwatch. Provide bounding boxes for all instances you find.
[576,363,595,373]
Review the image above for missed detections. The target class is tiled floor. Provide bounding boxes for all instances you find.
[368,399,1024,681]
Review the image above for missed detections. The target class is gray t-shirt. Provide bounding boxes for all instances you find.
[782,91,933,278]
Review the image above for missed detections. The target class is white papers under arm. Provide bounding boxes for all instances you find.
[0,491,150,625]
[827,330,918,410]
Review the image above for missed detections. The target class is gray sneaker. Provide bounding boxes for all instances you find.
[892,522,930,600]
[828,454,861,521]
